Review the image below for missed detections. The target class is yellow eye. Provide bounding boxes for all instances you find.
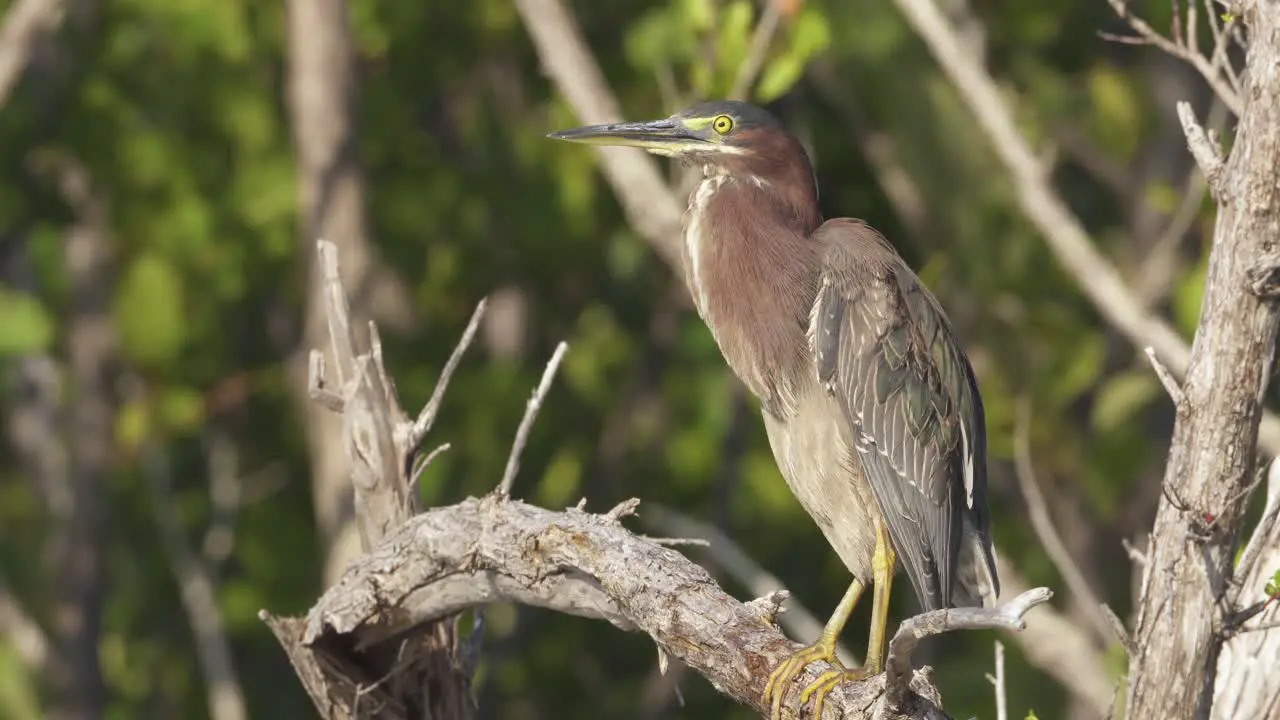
[712,115,734,135]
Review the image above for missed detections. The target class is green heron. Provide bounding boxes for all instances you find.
[550,101,999,718]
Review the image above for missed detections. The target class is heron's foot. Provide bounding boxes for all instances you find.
[762,641,840,720]
[800,664,876,718]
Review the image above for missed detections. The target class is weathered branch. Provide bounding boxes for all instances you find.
[295,494,1050,720]
[890,0,1280,455]
[1103,0,1243,114]
[1125,1,1280,716]
[265,241,480,720]
[882,589,1052,712]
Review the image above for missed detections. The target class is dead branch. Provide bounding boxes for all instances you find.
[1013,398,1112,643]
[497,341,569,496]
[513,0,686,274]
[889,0,1280,455]
[1123,2,1280,717]
[290,493,1050,720]
[883,588,1053,712]
[1103,0,1243,114]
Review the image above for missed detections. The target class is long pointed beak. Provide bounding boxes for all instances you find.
[547,118,704,152]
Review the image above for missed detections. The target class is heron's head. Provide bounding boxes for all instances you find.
[548,101,812,181]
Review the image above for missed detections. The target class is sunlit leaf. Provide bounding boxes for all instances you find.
[0,288,55,356]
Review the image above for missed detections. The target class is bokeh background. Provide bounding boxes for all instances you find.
[0,0,1245,718]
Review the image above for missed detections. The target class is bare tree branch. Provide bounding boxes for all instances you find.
[1013,398,1113,644]
[283,494,1051,720]
[0,0,65,111]
[1123,2,1280,716]
[883,589,1053,712]
[889,0,1280,455]
[730,0,784,101]
[267,240,479,719]
[513,0,686,275]
[984,642,1007,720]
[1103,0,1243,114]
[497,341,569,496]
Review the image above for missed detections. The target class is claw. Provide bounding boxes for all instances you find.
[762,641,840,720]
[801,665,874,718]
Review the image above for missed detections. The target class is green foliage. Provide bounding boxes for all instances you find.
[0,288,55,356]
[1266,569,1280,599]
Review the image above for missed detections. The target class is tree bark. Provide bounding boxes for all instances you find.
[1125,2,1280,716]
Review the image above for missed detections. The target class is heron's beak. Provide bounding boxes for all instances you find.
[547,118,706,155]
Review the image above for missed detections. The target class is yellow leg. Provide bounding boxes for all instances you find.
[762,576,864,720]
[763,520,896,719]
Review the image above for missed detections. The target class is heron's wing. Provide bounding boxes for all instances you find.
[811,219,988,611]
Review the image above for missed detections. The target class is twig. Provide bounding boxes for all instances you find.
[1145,346,1186,406]
[1176,102,1227,198]
[638,535,711,547]
[409,298,489,454]
[985,641,1007,720]
[1122,537,1148,567]
[1101,603,1137,655]
[887,0,1280,455]
[496,341,569,496]
[1014,397,1113,643]
[883,588,1054,711]
[1102,0,1242,113]
[730,0,783,100]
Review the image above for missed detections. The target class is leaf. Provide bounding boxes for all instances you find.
[0,288,55,356]
[1265,569,1280,598]
[755,7,830,102]
[114,252,188,368]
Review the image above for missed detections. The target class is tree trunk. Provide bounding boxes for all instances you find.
[1125,2,1280,716]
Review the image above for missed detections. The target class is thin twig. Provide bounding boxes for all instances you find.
[1177,101,1227,197]
[1101,603,1137,656]
[985,640,1008,720]
[1145,346,1186,406]
[883,588,1054,711]
[410,299,489,452]
[1103,0,1242,113]
[1014,397,1113,643]
[639,535,712,547]
[497,341,569,496]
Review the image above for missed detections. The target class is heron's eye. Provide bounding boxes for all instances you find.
[712,115,734,135]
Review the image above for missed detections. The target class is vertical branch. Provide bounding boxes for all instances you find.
[284,0,413,586]
[49,156,112,720]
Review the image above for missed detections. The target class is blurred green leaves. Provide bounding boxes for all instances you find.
[0,288,55,356]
